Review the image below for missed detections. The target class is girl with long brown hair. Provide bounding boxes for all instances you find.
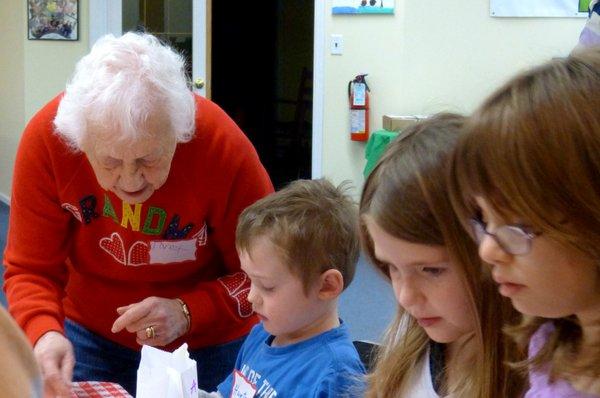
[360,113,524,397]
[449,49,600,397]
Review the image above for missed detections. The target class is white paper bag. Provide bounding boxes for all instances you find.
[136,343,198,398]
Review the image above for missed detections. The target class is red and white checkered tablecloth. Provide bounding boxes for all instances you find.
[71,381,133,398]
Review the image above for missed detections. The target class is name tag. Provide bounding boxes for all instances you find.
[230,370,257,398]
[149,239,197,264]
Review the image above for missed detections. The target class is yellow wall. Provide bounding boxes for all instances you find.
[0,1,89,199]
[0,1,588,198]
[321,0,585,188]
[24,2,89,121]
[0,1,25,201]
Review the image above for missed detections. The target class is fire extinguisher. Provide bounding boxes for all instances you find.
[348,74,370,141]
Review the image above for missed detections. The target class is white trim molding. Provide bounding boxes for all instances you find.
[89,0,122,48]
[312,0,324,179]
[192,0,208,97]
[0,192,10,206]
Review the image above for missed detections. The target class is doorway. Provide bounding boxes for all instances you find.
[211,1,314,189]
[108,0,314,189]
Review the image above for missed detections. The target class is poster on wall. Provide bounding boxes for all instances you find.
[490,0,588,17]
[580,0,592,12]
[28,0,79,41]
[332,0,394,15]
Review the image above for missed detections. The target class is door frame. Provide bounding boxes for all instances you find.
[311,0,324,178]
[88,0,323,178]
[89,0,121,46]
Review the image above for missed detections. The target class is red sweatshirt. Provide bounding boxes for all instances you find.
[4,94,274,351]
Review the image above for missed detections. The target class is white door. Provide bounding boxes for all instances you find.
[89,0,210,97]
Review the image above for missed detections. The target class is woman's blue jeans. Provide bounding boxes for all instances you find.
[65,319,245,395]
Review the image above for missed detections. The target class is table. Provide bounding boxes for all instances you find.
[71,381,132,398]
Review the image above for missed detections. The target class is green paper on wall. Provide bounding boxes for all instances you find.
[363,130,399,177]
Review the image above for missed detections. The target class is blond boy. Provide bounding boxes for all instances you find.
[200,178,365,398]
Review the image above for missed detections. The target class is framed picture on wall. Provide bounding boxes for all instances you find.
[28,0,79,41]
[580,0,592,12]
[490,0,587,17]
[332,0,394,15]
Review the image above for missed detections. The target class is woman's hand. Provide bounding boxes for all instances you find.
[111,297,189,347]
[34,331,74,398]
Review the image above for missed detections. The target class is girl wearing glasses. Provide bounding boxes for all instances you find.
[360,114,524,397]
[449,50,600,397]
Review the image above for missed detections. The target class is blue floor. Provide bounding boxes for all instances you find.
[0,201,395,342]
[339,256,396,342]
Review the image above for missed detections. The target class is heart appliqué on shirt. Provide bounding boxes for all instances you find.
[218,272,249,296]
[99,232,126,265]
[218,272,253,318]
[128,241,149,266]
[233,287,253,318]
[192,222,208,247]
[61,202,82,223]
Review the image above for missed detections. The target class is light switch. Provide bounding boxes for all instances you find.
[331,34,343,55]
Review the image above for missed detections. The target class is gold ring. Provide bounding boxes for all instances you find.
[145,326,155,339]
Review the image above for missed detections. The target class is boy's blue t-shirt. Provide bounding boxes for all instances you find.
[217,321,366,398]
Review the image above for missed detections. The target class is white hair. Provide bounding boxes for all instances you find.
[54,32,195,150]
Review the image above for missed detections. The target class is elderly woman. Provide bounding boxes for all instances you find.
[4,33,273,396]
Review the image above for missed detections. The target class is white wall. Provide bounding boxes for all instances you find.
[321,0,585,190]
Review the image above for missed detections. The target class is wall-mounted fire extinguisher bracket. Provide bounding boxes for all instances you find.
[348,74,370,142]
